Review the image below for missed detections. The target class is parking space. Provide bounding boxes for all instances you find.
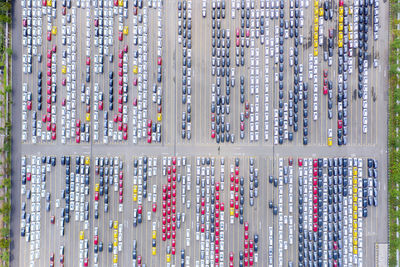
[13,0,389,267]
[17,153,385,267]
[19,0,386,147]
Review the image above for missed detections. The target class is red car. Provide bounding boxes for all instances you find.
[152,203,157,212]
[76,135,80,143]
[118,31,123,41]
[323,69,328,78]
[94,235,98,245]
[124,45,128,53]
[51,216,55,224]
[119,195,123,203]
[338,120,343,129]
[157,57,162,65]
[86,57,91,65]
[94,192,99,201]
[323,85,328,95]
[47,31,51,41]
[27,101,32,110]
[229,252,234,262]
[84,258,88,267]
[220,202,224,211]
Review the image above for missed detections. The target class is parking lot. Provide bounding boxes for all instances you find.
[11,0,389,267]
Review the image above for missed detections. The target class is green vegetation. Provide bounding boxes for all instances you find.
[389,1,400,266]
[0,1,11,266]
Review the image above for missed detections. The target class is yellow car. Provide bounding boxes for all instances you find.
[353,195,357,203]
[95,183,99,192]
[319,8,323,16]
[353,246,358,255]
[313,32,318,40]
[314,16,318,24]
[157,113,162,122]
[353,237,358,246]
[61,65,66,74]
[314,24,319,32]
[349,6,353,15]
[133,193,138,202]
[152,230,157,239]
[339,23,343,31]
[113,239,118,247]
[166,254,171,262]
[123,26,129,35]
[152,247,157,255]
[133,65,138,74]
[339,15,343,23]
[313,48,318,56]
[349,24,353,32]
[113,254,118,263]
[353,221,358,229]
[352,167,358,176]
[85,156,90,165]
[354,230,358,239]
[314,0,318,7]
[353,211,358,220]
[47,0,52,6]
[113,229,118,239]
[353,186,358,194]
[86,113,91,122]
[230,207,234,216]
[338,32,343,40]
[338,40,343,48]
[314,39,318,48]
[339,6,343,15]
[314,8,318,16]
[79,231,84,240]
[327,137,332,146]
[52,26,57,35]
[114,221,119,229]
[133,185,138,194]
[118,0,123,6]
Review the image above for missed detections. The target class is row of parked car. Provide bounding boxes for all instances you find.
[178,0,192,140]
[296,157,378,266]
[131,0,163,144]
[20,155,57,265]
[209,0,236,144]
[194,157,226,266]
